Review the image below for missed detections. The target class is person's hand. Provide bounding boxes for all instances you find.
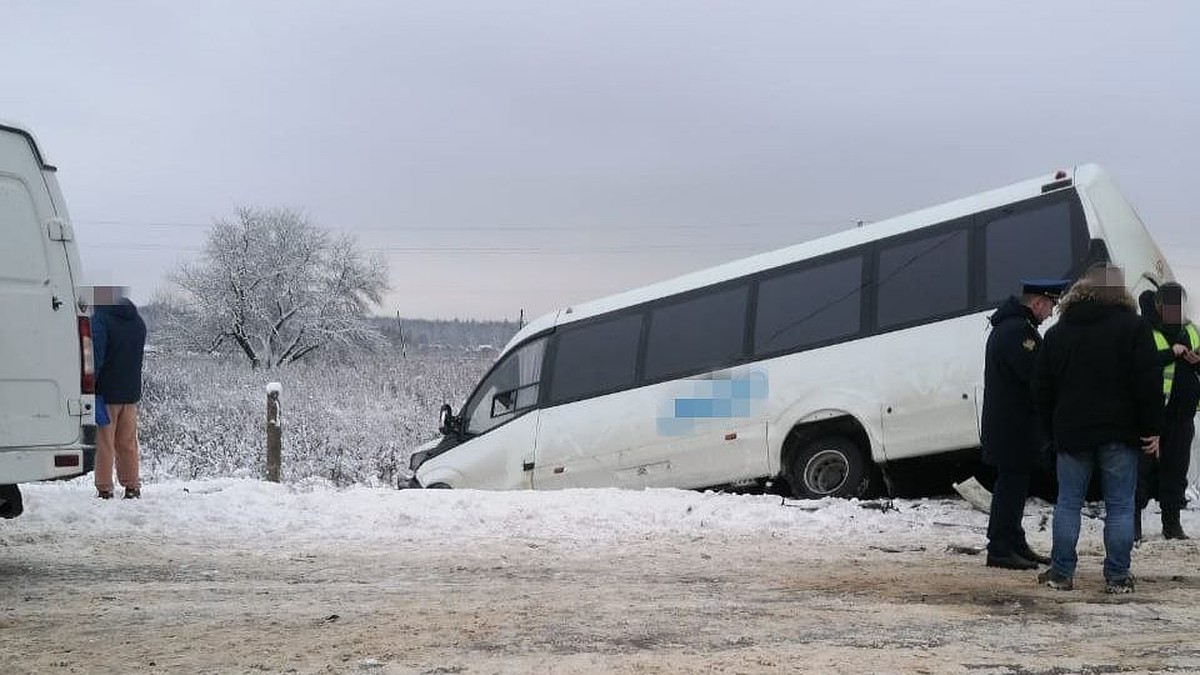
[1142,435,1160,458]
[1182,349,1200,365]
[1173,343,1189,357]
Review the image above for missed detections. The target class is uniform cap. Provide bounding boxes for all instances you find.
[1021,278,1071,299]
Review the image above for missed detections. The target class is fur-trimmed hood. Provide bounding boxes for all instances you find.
[1057,277,1137,325]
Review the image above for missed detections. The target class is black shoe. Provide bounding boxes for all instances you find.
[986,553,1038,570]
[97,490,114,500]
[1162,510,1189,540]
[1016,546,1051,566]
[123,487,141,500]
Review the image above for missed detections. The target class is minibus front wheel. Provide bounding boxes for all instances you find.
[788,435,869,499]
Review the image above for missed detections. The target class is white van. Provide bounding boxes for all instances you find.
[0,121,95,518]
[408,165,1175,497]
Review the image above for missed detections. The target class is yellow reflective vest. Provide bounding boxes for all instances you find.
[1152,322,1200,410]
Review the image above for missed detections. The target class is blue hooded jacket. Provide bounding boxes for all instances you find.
[92,298,147,404]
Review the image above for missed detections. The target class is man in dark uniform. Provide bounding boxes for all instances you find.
[981,279,1069,570]
[1137,282,1199,540]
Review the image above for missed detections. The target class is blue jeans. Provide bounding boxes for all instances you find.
[1051,443,1139,582]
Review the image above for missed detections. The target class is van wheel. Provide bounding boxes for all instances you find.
[0,484,23,519]
[425,482,452,489]
[788,436,868,499]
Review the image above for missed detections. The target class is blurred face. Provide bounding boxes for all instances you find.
[90,285,127,306]
[1160,299,1187,324]
[1088,265,1125,289]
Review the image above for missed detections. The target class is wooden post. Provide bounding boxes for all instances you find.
[266,382,282,482]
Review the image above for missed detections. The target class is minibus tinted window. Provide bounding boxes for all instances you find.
[755,255,863,356]
[549,313,642,404]
[985,200,1073,303]
[644,285,748,381]
[877,228,969,328]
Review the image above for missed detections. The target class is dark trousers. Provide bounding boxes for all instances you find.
[987,468,1031,556]
[1136,415,1194,512]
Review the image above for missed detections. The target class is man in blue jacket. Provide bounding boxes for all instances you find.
[92,286,147,500]
[981,279,1068,570]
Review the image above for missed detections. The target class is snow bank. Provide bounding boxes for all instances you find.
[13,478,992,552]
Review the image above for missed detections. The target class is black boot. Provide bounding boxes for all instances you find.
[1016,543,1051,566]
[986,552,1038,570]
[1162,509,1189,540]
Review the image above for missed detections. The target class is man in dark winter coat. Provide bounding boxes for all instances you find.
[981,279,1068,570]
[92,286,147,500]
[1136,282,1199,540]
[1032,264,1162,594]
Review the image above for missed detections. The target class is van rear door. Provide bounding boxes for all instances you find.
[0,124,86,456]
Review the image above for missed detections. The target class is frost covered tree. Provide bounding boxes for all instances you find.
[159,207,389,369]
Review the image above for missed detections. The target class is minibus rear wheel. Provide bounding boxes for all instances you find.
[788,435,868,499]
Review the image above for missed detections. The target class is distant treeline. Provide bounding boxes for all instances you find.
[370,317,521,350]
[139,302,519,352]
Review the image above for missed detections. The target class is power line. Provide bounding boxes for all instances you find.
[86,242,790,255]
[72,218,847,233]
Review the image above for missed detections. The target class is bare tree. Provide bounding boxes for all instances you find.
[159,207,389,369]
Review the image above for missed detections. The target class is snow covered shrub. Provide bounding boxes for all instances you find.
[138,350,490,486]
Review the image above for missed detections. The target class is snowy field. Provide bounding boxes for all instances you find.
[3,479,1199,674]
[137,351,492,487]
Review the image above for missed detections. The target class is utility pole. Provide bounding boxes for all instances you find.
[396,311,405,359]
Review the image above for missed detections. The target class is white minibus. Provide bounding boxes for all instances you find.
[409,165,1174,498]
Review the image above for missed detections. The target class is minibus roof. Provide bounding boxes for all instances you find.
[503,164,1105,354]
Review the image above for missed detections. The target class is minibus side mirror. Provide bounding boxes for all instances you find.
[438,403,459,437]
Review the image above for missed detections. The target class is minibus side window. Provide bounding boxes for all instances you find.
[548,313,642,404]
[984,200,1074,303]
[463,337,546,436]
[644,285,749,381]
[755,255,863,356]
[876,228,969,329]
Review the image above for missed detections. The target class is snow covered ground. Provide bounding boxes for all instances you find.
[10,477,999,550]
[4,479,1199,674]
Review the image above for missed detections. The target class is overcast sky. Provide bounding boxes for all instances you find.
[3,1,1197,320]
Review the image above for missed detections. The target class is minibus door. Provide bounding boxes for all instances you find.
[880,317,982,460]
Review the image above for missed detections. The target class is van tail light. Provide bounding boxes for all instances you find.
[55,454,80,468]
[78,316,95,394]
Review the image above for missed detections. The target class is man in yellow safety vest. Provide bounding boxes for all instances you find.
[1136,282,1200,540]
